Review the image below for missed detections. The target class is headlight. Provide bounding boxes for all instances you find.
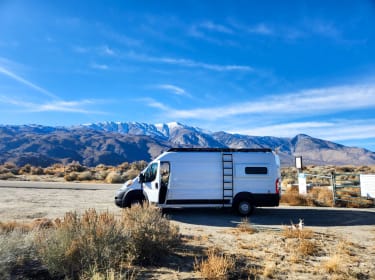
[119,179,133,191]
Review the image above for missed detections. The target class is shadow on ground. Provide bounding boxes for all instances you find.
[166,206,375,228]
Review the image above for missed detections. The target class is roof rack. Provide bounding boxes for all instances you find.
[167,147,273,153]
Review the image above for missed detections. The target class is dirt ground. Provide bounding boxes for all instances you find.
[1,181,375,279]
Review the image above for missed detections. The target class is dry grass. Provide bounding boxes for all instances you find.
[262,260,277,278]
[322,254,343,274]
[194,247,235,280]
[280,190,312,206]
[281,226,319,265]
[283,226,314,239]
[236,218,257,234]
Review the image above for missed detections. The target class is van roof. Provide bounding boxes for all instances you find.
[167,147,273,153]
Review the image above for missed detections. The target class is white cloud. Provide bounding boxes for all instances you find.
[158,83,375,120]
[90,63,109,70]
[156,84,190,97]
[231,120,375,142]
[101,45,115,56]
[0,65,59,99]
[139,98,169,111]
[199,21,233,34]
[0,95,106,114]
[127,52,253,72]
[247,23,274,35]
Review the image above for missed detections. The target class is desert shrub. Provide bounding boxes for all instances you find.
[64,172,78,182]
[30,166,44,175]
[122,168,140,181]
[0,221,33,234]
[66,161,86,172]
[282,227,318,263]
[122,204,180,265]
[43,164,64,175]
[105,171,123,183]
[95,164,108,171]
[130,161,147,171]
[35,206,179,278]
[117,162,130,171]
[94,170,108,181]
[19,164,32,174]
[236,218,257,234]
[280,190,311,206]
[77,171,93,181]
[55,171,65,178]
[36,210,131,279]
[309,187,334,207]
[262,261,277,278]
[194,247,235,280]
[3,162,16,169]
[0,230,38,279]
[0,172,16,180]
[336,166,355,173]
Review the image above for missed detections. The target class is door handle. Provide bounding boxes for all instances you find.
[155,183,159,189]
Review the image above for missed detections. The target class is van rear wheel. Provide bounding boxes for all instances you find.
[236,200,254,216]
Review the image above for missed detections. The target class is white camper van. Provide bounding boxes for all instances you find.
[115,148,281,215]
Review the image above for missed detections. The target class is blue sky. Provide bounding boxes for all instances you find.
[0,1,375,151]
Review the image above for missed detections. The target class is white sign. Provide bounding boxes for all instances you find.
[295,156,303,169]
[360,174,375,198]
[298,173,307,195]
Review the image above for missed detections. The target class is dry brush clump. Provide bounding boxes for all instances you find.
[0,229,40,279]
[0,205,180,279]
[281,226,320,265]
[194,247,236,280]
[236,218,257,234]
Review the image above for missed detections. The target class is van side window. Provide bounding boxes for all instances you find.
[245,167,268,175]
[144,163,158,182]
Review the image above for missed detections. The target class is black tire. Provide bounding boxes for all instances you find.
[123,192,146,208]
[130,199,142,207]
[236,200,254,216]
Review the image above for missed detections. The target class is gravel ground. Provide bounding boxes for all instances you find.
[1,180,374,279]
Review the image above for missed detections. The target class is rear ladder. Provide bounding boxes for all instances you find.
[222,153,234,206]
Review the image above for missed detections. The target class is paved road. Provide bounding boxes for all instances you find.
[166,206,375,228]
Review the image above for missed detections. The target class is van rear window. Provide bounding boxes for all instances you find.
[245,167,268,175]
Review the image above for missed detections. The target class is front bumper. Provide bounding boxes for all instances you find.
[114,191,125,207]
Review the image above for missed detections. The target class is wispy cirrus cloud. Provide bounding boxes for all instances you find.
[232,119,375,143]
[0,65,59,99]
[151,83,375,120]
[0,95,106,114]
[199,21,234,34]
[156,84,190,97]
[90,63,109,70]
[128,52,253,72]
[0,59,107,114]
[101,45,116,56]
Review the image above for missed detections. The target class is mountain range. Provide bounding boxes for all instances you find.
[0,122,374,167]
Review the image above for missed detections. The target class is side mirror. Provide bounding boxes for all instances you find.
[139,173,145,183]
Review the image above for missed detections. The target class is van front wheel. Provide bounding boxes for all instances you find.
[236,200,254,216]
